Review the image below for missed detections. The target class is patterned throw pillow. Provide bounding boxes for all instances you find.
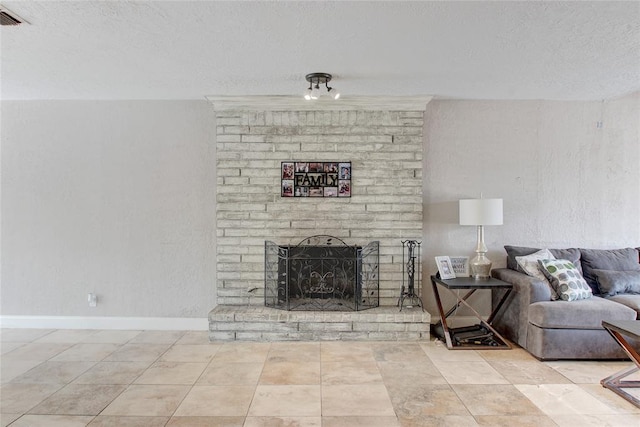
[538,259,593,301]
[515,249,558,300]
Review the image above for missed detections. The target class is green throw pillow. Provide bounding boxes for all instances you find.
[538,259,592,302]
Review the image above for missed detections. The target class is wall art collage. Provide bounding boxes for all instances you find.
[281,161,351,197]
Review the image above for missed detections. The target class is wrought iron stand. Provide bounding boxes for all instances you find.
[398,240,424,311]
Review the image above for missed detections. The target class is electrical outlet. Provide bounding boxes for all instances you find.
[88,293,97,307]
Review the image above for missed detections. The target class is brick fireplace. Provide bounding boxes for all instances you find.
[208,96,431,340]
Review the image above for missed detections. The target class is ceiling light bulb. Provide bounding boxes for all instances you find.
[304,88,313,100]
[328,87,340,100]
[310,84,321,100]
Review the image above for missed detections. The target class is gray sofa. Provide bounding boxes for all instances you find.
[491,246,640,360]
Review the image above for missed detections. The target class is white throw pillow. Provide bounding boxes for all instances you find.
[516,249,558,300]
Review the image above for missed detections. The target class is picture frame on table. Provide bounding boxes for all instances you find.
[435,256,456,279]
[449,256,470,277]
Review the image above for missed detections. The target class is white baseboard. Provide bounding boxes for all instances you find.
[0,315,209,331]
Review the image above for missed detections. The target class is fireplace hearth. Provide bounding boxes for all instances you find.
[264,235,379,311]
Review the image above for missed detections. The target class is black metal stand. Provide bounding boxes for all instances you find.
[430,275,512,350]
[601,321,640,408]
[398,240,423,311]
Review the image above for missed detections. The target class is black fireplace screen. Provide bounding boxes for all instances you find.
[264,235,379,311]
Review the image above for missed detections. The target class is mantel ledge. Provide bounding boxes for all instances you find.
[206,95,433,111]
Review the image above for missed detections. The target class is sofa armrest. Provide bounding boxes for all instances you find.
[491,268,552,348]
[492,268,552,304]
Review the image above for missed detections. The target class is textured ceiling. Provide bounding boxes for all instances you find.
[1,1,639,101]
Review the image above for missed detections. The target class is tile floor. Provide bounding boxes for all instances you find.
[1,328,639,426]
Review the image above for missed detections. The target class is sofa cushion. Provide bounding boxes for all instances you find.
[593,269,640,296]
[606,294,640,318]
[505,246,582,275]
[580,248,640,294]
[528,296,636,329]
[538,259,592,302]
[515,249,558,300]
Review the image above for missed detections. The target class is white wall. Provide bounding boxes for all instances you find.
[1,101,216,318]
[2,93,638,323]
[423,92,640,316]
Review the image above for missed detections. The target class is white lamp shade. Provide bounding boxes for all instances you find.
[459,198,503,226]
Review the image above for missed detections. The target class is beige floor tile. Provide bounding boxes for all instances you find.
[173,385,255,417]
[128,331,186,344]
[160,344,221,363]
[371,342,429,362]
[8,414,94,426]
[0,359,43,383]
[5,326,640,424]
[475,414,557,426]
[386,383,470,417]
[452,384,544,416]
[34,329,98,343]
[420,341,485,362]
[477,347,536,361]
[0,329,54,343]
[551,413,640,426]
[488,360,572,384]
[73,361,151,384]
[378,361,447,387]
[29,383,126,415]
[432,360,509,384]
[213,342,271,364]
[134,361,207,385]
[322,384,395,417]
[174,331,210,345]
[544,360,629,384]
[260,360,321,385]
[243,416,322,427]
[197,361,263,386]
[397,415,479,427]
[51,343,121,362]
[87,416,169,427]
[103,343,171,362]
[323,416,400,427]
[101,384,190,416]
[1,342,73,362]
[516,383,623,415]
[10,361,96,384]
[166,416,245,426]
[0,341,25,355]
[320,342,375,363]
[580,383,640,413]
[0,413,21,427]
[321,361,382,385]
[83,330,141,344]
[0,382,62,413]
[267,342,320,362]
[248,385,321,417]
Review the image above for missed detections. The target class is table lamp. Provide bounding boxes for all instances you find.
[459,198,503,279]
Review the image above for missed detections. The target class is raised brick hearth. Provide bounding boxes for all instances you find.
[209,305,430,341]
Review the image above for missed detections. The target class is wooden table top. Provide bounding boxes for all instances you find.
[431,275,513,290]
[603,320,640,340]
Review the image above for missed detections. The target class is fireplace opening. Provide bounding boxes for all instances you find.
[264,235,379,311]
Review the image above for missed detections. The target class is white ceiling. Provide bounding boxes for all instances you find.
[1,1,639,101]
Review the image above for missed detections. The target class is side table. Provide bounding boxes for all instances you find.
[601,320,640,408]
[430,275,513,350]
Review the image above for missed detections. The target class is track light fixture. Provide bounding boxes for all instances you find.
[304,72,340,100]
